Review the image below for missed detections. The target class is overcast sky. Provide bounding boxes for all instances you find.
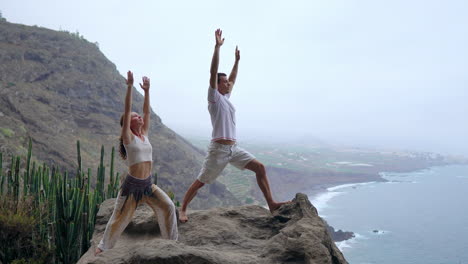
[2,0,467,156]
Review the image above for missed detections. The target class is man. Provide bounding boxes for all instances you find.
[179,29,288,222]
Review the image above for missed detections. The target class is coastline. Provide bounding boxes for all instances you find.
[308,163,468,253]
[307,162,460,202]
[310,164,468,264]
[307,164,461,246]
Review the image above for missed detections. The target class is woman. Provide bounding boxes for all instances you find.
[95,71,178,255]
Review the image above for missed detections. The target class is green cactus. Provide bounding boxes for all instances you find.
[25,138,32,195]
[0,152,4,195]
[14,156,20,205]
[0,140,121,264]
[77,141,82,175]
[108,146,115,198]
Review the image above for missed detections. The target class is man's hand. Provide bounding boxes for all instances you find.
[235,46,240,62]
[139,76,150,92]
[126,71,134,87]
[215,28,224,47]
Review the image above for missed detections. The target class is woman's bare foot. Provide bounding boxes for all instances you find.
[94,247,103,256]
[268,201,291,213]
[179,209,188,223]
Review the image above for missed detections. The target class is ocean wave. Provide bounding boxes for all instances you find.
[335,232,366,251]
[335,240,352,250]
[380,168,435,179]
[310,191,344,212]
[386,180,418,184]
[309,182,377,213]
[327,182,377,192]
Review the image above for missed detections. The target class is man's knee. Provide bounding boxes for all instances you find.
[256,162,266,175]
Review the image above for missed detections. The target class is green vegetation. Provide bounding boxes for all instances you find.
[0,127,14,137]
[0,195,53,263]
[0,138,120,264]
[166,188,180,207]
[59,29,88,42]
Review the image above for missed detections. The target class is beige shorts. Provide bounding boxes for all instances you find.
[197,142,256,184]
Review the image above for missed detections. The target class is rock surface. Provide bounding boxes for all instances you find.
[78,193,348,264]
[326,225,355,242]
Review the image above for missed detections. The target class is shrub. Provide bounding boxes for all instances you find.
[0,127,14,137]
[0,196,53,264]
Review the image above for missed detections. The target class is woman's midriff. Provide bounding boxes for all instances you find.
[128,161,152,179]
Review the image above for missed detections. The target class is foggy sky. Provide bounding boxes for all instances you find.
[2,0,467,156]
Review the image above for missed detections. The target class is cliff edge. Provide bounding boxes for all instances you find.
[78,193,348,264]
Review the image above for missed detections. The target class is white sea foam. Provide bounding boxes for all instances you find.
[349,163,373,167]
[309,182,377,213]
[354,233,367,240]
[380,168,435,180]
[311,191,344,212]
[335,240,352,250]
[333,161,373,167]
[327,182,376,192]
[388,180,418,184]
[335,233,366,251]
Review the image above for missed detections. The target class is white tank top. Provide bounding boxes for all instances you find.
[124,135,152,166]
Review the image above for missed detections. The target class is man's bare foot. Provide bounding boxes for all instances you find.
[268,201,291,213]
[94,247,103,256]
[179,209,188,223]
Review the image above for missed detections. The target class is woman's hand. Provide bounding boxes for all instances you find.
[126,71,134,87]
[139,76,150,92]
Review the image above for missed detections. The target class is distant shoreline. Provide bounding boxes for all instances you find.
[305,162,461,200]
[307,164,467,245]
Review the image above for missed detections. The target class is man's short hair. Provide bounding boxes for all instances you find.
[217,73,227,84]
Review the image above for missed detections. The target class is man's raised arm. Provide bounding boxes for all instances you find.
[228,46,240,93]
[209,29,224,89]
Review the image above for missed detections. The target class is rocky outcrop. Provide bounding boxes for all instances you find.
[326,224,355,242]
[78,193,348,264]
[0,21,238,209]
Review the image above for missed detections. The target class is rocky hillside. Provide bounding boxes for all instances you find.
[0,20,238,209]
[78,193,348,264]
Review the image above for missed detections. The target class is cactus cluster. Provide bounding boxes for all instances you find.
[0,138,120,264]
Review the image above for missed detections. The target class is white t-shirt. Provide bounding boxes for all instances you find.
[207,86,236,141]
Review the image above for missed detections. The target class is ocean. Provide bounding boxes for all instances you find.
[310,165,468,264]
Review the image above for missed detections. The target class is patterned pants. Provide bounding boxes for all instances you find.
[97,180,178,251]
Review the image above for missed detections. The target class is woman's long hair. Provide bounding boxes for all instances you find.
[119,115,127,160]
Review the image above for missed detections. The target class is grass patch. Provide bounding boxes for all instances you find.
[0,127,14,137]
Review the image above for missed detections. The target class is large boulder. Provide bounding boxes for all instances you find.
[78,193,348,264]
